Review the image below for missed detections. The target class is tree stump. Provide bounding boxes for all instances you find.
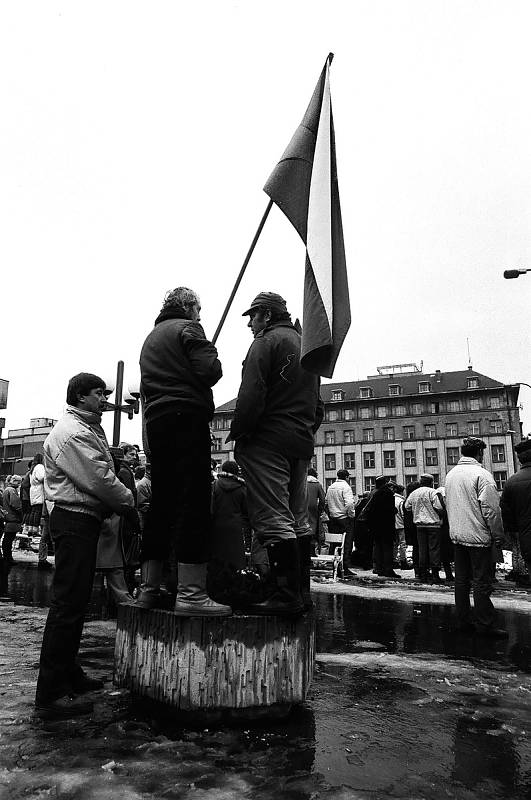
[114,605,315,720]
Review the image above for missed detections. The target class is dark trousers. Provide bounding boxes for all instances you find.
[417,527,441,572]
[373,536,394,575]
[142,413,212,563]
[1,528,18,561]
[454,543,496,630]
[35,508,100,704]
[328,516,355,569]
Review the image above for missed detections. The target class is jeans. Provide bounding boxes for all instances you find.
[142,413,213,563]
[35,507,101,704]
[417,527,441,572]
[394,528,407,562]
[235,443,310,544]
[454,543,496,630]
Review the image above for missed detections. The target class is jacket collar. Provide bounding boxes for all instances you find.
[66,405,103,426]
[154,307,188,325]
[457,456,481,466]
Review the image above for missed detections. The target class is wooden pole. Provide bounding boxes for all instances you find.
[212,198,274,345]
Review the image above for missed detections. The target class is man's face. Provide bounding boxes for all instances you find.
[248,309,270,337]
[79,387,107,415]
[124,449,138,467]
[186,301,201,322]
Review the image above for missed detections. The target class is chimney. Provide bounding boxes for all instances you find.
[435,370,441,383]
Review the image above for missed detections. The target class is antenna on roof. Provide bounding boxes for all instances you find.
[467,337,473,370]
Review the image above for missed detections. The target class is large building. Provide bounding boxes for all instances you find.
[0,418,57,476]
[211,364,522,493]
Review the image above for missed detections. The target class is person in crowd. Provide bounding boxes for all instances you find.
[307,467,326,556]
[19,461,33,538]
[136,464,152,533]
[325,469,356,575]
[210,460,250,570]
[28,453,46,535]
[2,475,22,564]
[365,476,400,579]
[229,292,323,614]
[352,492,372,569]
[444,437,507,637]
[435,486,455,582]
[404,474,443,583]
[403,481,420,577]
[392,484,408,570]
[35,372,138,720]
[137,286,230,616]
[134,465,146,482]
[500,438,531,576]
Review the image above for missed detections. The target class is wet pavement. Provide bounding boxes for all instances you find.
[1,557,531,799]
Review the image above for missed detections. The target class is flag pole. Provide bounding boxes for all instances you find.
[212,198,274,345]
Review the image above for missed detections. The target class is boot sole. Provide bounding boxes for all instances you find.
[173,605,232,617]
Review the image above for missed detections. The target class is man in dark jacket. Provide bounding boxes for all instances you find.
[365,476,401,579]
[501,438,531,569]
[229,292,323,615]
[138,286,231,617]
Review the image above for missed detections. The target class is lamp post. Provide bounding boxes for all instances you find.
[503,269,531,279]
[103,361,140,448]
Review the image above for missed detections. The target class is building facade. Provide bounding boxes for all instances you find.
[0,418,57,476]
[211,365,522,494]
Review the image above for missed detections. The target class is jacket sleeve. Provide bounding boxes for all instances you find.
[182,323,223,388]
[478,474,504,540]
[343,483,356,518]
[229,339,270,441]
[431,491,443,513]
[55,432,135,514]
[500,485,517,534]
[313,395,324,433]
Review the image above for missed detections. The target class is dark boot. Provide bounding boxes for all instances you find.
[298,537,313,610]
[248,539,304,616]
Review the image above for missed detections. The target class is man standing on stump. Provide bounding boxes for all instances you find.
[229,292,323,615]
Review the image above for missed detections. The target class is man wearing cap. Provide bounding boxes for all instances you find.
[500,438,531,572]
[229,292,323,615]
[444,437,507,637]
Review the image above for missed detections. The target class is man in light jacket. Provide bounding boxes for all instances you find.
[404,474,443,583]
[35,373,139,720]
[444,437,506,637]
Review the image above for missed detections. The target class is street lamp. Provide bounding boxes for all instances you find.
[103,360,140,447]
[503,269,531,279]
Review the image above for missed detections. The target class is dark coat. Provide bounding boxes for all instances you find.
[210,472,250,569]
[364,486,396,539]
[307,477,325,537]
[229,321,323,459]
[501,465,531,562]
[140,309,222,423]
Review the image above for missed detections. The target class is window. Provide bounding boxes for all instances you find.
[325,454,336,471]
[411,403,423,415]
[212,438,222,452]
[326,409,340,422]
[403,425,415,440]
[383,427,395,441]
[446,423,458,437]
[491,444,506,463]
[388,384,401,396]
[447,400,460,412]
[430,473,440,488]
[343,430,355,444]
[213,417,225,430]
[4,444,22,459]
[325,477,335,489]
[447,447,459,465]
[383,451,395,469]
[404,449,417,467]
[469,398,480,411]
[418,381,431,393]
[363,452,375,469]
[424,424,436,439]
[393,404,407,417]
[332,390,345,401]
[494,471,508,491]
[429,402,440,414]
[425,448,438,466]
[348,477,357,494]
[364,476,376,492]
[489,396,501,409]
[376,406,388,418]
[324,431,335,445]
[490,420,503,434]
[359,387,373,399]
[360,407,371,420]
[468,421,480,435]
[467,377,479,389]
[362,428,374,443]
[344,452,356,470]
[344,408,356,420]
[405,474,418,485]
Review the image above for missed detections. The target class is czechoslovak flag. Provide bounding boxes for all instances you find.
[264,53,351,378]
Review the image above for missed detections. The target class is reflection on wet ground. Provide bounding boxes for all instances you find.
[2,561,531,799]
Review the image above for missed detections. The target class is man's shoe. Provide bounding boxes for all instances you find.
[35,694,94,720]
[71,674,104,693]
[37,560,53,571]
[476,627,509,639]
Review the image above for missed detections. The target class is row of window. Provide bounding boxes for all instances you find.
[325,395,502,422]
[322,444,507,472]
[323,470,508,494]
[331,377,482,403]
[323,420,504,445]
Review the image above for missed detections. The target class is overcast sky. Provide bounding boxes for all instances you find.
[1,0,530,446]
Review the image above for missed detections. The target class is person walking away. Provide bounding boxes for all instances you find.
[444,437,507,638]
[2,475,23,564]
[404,474,443,583]
[365,476,401,578]
[307,467,326,556]
[325,469,356,575]
[137,287,230,616]
[35,372,138,719]
[500,438,531,578]
[229,292,323,614]
[435,486,454,581]
[393,484,408,570]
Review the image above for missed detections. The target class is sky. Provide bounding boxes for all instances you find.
[1,0,530,447]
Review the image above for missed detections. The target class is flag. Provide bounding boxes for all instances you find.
[264,53,351,378]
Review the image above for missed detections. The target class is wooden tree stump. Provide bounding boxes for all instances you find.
[114,605,315,719]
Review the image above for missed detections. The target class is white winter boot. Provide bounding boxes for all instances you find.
[173,563,232,617]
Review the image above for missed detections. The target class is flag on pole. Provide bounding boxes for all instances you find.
[264,53,350,378]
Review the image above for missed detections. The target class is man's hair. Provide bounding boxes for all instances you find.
[66,373,106,406]
[162,287,199,315]
[337,469,349,480]
[307,467,318,478]
[461,442,484,457]
[420,473,434,487]
[221,460,239,475]
[518,450,531,465]
[375,475,389,488]
[121,443,137,456]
